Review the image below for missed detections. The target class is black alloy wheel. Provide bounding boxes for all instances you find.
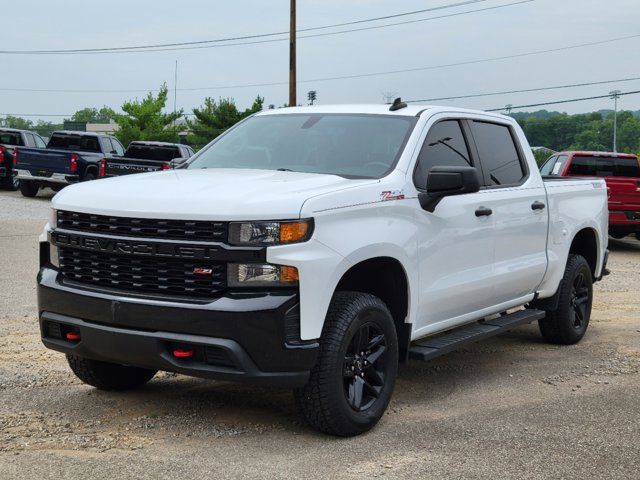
[570,271,590,331]
[343,323,388,412]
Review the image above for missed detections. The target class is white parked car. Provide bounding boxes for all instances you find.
[39,101,609,436]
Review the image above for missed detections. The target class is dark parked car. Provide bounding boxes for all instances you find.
[103,141,195,177]
[0,128,47,190]
[15,131,125,197]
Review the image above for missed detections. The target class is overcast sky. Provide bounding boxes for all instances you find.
[1,0,639,122]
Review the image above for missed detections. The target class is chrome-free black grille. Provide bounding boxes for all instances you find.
[58,247,225,298]
[57,210,227,242]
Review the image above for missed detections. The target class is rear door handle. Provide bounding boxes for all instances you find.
[475,206,493,217]
[531,201,546,211]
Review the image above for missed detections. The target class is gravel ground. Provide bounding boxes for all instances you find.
[0,188,638,479]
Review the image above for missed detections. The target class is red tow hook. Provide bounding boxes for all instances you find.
[65,332,81,341]
[173,349,194,358]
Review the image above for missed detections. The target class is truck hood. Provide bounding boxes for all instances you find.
[52,168,377,220]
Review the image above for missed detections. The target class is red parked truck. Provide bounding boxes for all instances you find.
[540,151,640,239]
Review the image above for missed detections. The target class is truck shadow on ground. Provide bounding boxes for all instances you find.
[62,324,564,437]
[608,236,640,252]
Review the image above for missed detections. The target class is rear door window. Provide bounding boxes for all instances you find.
[414,119,473,190]
[34,135,47,148]
[471,121,526,186]
[99,137,114,154]
[540,154,568,176]
[567,155,640,177]
[111,138,125,156]
[24,133,36,147]
[539,156,557,175]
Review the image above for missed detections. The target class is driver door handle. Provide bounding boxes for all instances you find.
[531,201,546,211]
[475,206,493,217]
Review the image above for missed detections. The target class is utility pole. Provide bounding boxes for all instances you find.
[174,60,178,131]
[609,90,621,153]
[289,0,297,107]
[505,104,513,115]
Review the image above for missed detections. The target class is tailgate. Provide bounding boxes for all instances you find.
[606,177,640,210]
[17,148,73,175]
[104,158,168,176]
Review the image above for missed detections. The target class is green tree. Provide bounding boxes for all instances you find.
[2,115,33,130]
[518,110,640,154]
[106,84,183,147]
[33,120,63,138]
[69,107,112,123]
[186,96,264,149]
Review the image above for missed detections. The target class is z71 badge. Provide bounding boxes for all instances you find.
[380,190,405,201]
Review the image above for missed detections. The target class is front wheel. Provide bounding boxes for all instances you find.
[294,291,398,437]
[539,254,593,345]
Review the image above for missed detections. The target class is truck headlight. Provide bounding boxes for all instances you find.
[228,263,299,288]
[228,219,312,246]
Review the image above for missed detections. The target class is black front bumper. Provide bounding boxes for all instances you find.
[38,268,318,387]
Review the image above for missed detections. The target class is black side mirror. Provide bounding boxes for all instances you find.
[418,166,480,212]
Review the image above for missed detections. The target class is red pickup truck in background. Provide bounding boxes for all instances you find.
[540,151,640,239]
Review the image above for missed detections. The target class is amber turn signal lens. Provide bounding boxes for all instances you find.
[280,265,299,283]
[280,221,310,243]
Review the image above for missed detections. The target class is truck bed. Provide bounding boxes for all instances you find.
[16,147,75,176]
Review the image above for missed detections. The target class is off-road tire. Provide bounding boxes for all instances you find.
[294,291,398,437]
[19,180,39,197]
[67,354,157,391]
[539,254,593,345]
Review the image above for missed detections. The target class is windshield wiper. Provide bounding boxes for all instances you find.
[276,168,293,172]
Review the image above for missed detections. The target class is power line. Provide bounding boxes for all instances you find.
[0,1,530,55]
[6,88,640,119]
[405,75,640,103]
[2,32,639,95]
[486,89,640,112]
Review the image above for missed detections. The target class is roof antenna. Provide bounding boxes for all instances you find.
[389,97,407,111]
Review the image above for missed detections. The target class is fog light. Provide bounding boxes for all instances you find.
[228,263,299,288]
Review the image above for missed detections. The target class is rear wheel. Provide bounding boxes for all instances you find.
[539,254,593,345]
[19,180,39,197]
[84,172,96,181]
[294,291,398,437]
[67,354,157,391]
[2,175,19,191]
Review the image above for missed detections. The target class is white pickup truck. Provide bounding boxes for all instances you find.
[38,102,609,436]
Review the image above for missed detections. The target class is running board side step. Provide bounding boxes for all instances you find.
[408,309,546,362]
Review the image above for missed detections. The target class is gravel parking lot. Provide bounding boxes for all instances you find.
[1,188,638,479]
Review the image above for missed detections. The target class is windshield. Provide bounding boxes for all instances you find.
[567,155,640,178]
[187,114,417,178]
